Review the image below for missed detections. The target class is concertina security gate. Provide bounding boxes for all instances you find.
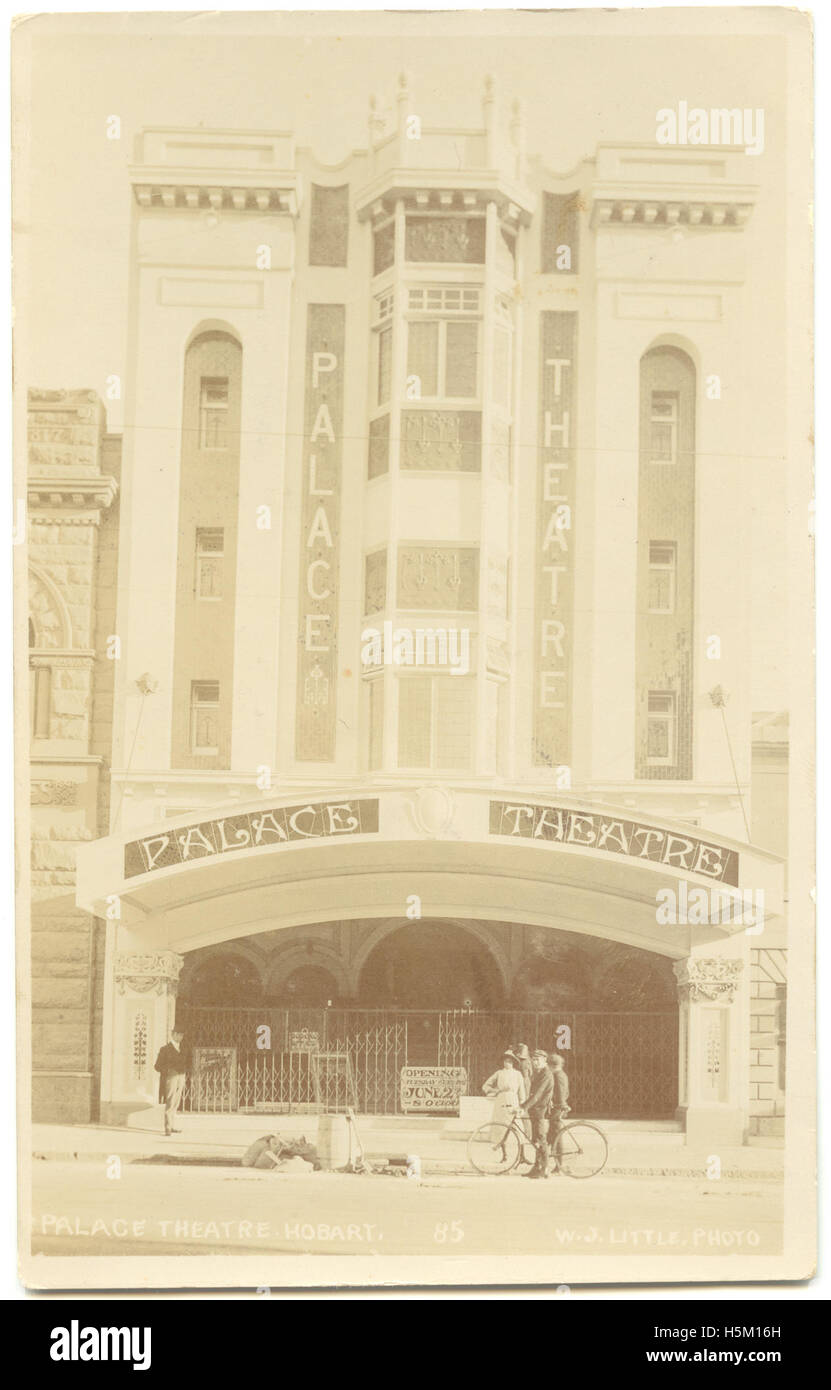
[177,1006,678,1119]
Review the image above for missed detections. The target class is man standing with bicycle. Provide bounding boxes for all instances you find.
[548,1053,571,1161]
[521,1049,555,1179]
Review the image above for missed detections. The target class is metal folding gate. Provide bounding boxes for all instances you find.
[177,1005,677,1119]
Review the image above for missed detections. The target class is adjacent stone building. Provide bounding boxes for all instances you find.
[28,389,119,1121]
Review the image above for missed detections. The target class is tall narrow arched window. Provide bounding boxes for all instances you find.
[636,345,696,780]
[171,328,242,770]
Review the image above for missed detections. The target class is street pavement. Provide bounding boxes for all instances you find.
[29,1159,783,1259]
[30,1119,785,1180]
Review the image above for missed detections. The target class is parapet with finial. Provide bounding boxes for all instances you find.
[358,74,534,224]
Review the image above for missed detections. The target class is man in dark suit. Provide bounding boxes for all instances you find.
[154,1029,187,1135]
[521,1049,555,1179]
[548,1054,571,1168]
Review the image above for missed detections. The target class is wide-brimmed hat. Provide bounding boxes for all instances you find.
[531,1048,549,1061]
[502,1049,518,1061]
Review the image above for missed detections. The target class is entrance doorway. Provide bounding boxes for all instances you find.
[176,1004,678,1118]
[357,920,505,1013]
[176,922,679,1118]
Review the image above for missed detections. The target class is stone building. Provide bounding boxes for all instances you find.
[28,79,787,1141]
[28,389,119,1121]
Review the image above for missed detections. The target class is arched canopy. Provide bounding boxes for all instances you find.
[77,785,785,962]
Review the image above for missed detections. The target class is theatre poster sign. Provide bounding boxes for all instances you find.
[400,1067,468,1114]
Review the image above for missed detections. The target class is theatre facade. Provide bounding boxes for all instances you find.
[30,78,787,1144]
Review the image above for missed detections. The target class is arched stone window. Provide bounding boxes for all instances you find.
[29,568,70,649]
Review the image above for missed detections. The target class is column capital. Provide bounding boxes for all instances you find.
[114,950,184,997]
[674,956,743,1004]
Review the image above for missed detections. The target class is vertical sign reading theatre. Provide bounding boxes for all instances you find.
[533,311,577,769]
[296,304,345,760]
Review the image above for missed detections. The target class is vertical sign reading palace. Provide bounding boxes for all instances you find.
[296,304,345,760]
[534,311,577,769]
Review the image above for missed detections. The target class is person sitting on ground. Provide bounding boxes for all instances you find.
[241,1134,285,1170]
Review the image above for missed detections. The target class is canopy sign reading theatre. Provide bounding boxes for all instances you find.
[489,801,740,886]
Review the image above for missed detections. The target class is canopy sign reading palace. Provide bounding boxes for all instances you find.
[489,800,740,885]
[124,799,379,878]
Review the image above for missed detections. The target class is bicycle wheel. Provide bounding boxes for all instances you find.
[467,1122,521,1175]
[553,1122,608,1179]
[515,1119,536,1172]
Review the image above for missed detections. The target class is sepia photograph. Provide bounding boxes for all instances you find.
[11,6,814,1295]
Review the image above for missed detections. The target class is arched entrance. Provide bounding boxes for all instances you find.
[509,933,677,1012]
[358,920,506,1009]
[277,965,341,1008]
[186,952,263,1007]
[173,920,678,1118]
[356,919,507,1068]
[82,783,778,1139]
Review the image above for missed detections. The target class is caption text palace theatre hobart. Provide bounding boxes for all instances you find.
[27,78,787,1148]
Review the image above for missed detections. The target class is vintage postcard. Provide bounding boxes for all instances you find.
[13,6,814,1292]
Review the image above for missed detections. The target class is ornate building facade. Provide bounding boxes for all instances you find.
[29,78,787,1140]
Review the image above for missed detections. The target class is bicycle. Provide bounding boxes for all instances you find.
[467,1109,608,1179]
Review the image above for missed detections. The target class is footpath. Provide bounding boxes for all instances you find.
[31,1114,785,1181]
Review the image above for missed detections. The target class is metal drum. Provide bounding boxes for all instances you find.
[317,1114,350,1170]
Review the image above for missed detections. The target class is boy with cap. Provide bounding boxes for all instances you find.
[520,1049,555,1178]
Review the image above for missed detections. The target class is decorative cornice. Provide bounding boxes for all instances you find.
[591,197,754,229]
[28,388,100,406]
[29,651,95,668]
[131,177,298,216]
[356,175,535,225]
[28,475,118,513]
[30,753,105,765]
[115,950,185,996]
[674,957,744,1004]
[29,514,106,527]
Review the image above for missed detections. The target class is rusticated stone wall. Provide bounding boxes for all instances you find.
[27,388,120,1122]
